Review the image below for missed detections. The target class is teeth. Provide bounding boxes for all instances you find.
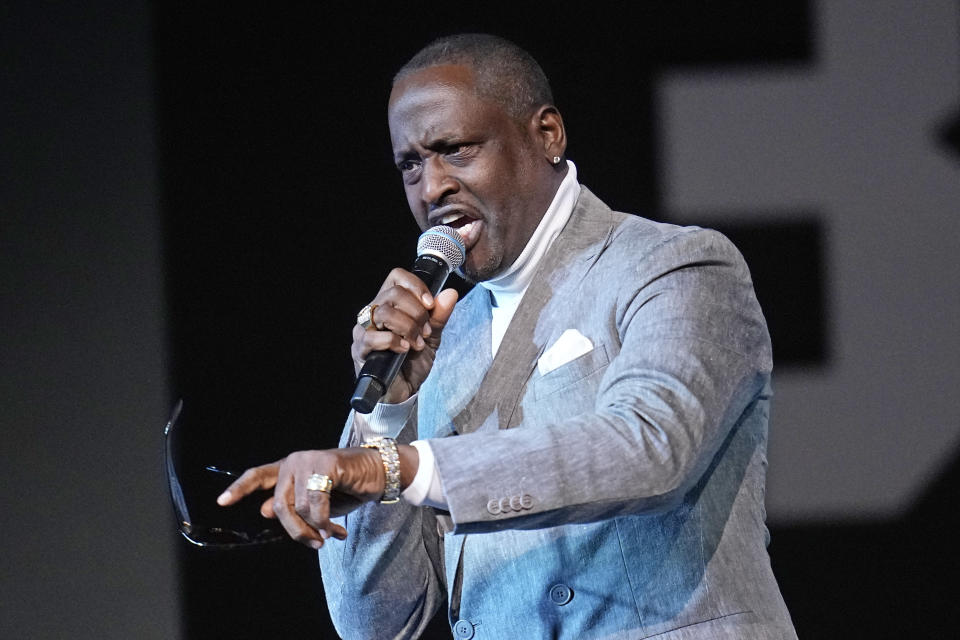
[440,213,462,224]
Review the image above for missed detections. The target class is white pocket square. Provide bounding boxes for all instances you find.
[538,329,594,376]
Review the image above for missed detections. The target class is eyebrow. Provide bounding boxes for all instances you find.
[393,136,454,163]
[392,149,418,164]
[424,134,461,149]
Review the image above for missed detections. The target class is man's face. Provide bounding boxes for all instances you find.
[388,64,551,282]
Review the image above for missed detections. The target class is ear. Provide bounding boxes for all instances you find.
[530,105,567,165]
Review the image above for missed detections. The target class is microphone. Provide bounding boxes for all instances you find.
[350,226,466,414]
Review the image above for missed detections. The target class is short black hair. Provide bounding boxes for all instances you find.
[393,33,554,120]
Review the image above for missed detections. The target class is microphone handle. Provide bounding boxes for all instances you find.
[350,254,452,413]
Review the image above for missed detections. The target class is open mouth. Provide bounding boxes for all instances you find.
[434,211,483,249]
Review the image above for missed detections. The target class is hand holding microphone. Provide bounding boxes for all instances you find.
[217,228,463,547]
[350,226,466,413]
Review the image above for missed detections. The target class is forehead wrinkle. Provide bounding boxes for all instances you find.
[390,90,473,153]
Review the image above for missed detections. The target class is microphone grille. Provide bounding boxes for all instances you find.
[417,225,466,269]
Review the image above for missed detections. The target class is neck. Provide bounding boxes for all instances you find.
[482,160,579,297]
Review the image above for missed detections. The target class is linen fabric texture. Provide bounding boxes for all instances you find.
[318,187,797,640]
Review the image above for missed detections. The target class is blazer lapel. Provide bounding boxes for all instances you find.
[456,186,618,434]
[438,187,621,610]
[417,282,494,440]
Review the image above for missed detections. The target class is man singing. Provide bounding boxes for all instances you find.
[219,33,797,639]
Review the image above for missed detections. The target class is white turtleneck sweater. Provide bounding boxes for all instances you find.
[356,161,580,508]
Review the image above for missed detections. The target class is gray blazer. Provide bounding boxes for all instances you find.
[320,187,797,640]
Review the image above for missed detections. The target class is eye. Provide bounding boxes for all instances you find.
[444,142,477,165]
[446,143,472,156]
[397,158,421,173]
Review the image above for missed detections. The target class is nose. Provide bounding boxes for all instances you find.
[421,156,459,206]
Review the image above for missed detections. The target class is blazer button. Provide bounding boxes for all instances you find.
[453,619,474,639]
[509,494,523,511]
[486,499,501,515]
[520,493,533,509]
[549,583,573,606]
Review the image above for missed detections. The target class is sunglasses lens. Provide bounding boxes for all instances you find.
[182,526,284,548]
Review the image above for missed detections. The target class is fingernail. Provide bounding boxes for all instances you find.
[319,530,330,540]
[421,293,433,306]
[416,336,425,349]
[400,339,410,350]
[216,491,231,505]
[311,540,324,550]
[422,323,432,337]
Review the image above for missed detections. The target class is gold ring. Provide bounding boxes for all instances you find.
[357,303,378,330]
[305,473,333,493]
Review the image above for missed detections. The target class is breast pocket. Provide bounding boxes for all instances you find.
[532,342,610,400]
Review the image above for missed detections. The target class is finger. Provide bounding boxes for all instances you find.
[275,502,328,549]
[378,267,434,308]
[368,283,432,340]
[355,325,415,360]
[351,323,372,372]
[216,462,280,506]
[272,468,328,549]
[294,476,329,527]
[313,514,347,542]
[260,495,276,519]
[297,488,334,536]
[371,300,429,349]
[375,279,433,317]
[291,476,347,545]
[425,288,459,343]
[327,521,348,540]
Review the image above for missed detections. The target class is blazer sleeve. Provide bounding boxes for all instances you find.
[317,407,447,640]
[427,227,773,534]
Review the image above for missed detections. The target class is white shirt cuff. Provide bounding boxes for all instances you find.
[402,440,448,509]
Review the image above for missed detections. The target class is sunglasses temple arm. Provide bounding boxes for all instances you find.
[164,400,193,530]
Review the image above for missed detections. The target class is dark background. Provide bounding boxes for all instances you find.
[3,1,958,638]
[154,2,956,637]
